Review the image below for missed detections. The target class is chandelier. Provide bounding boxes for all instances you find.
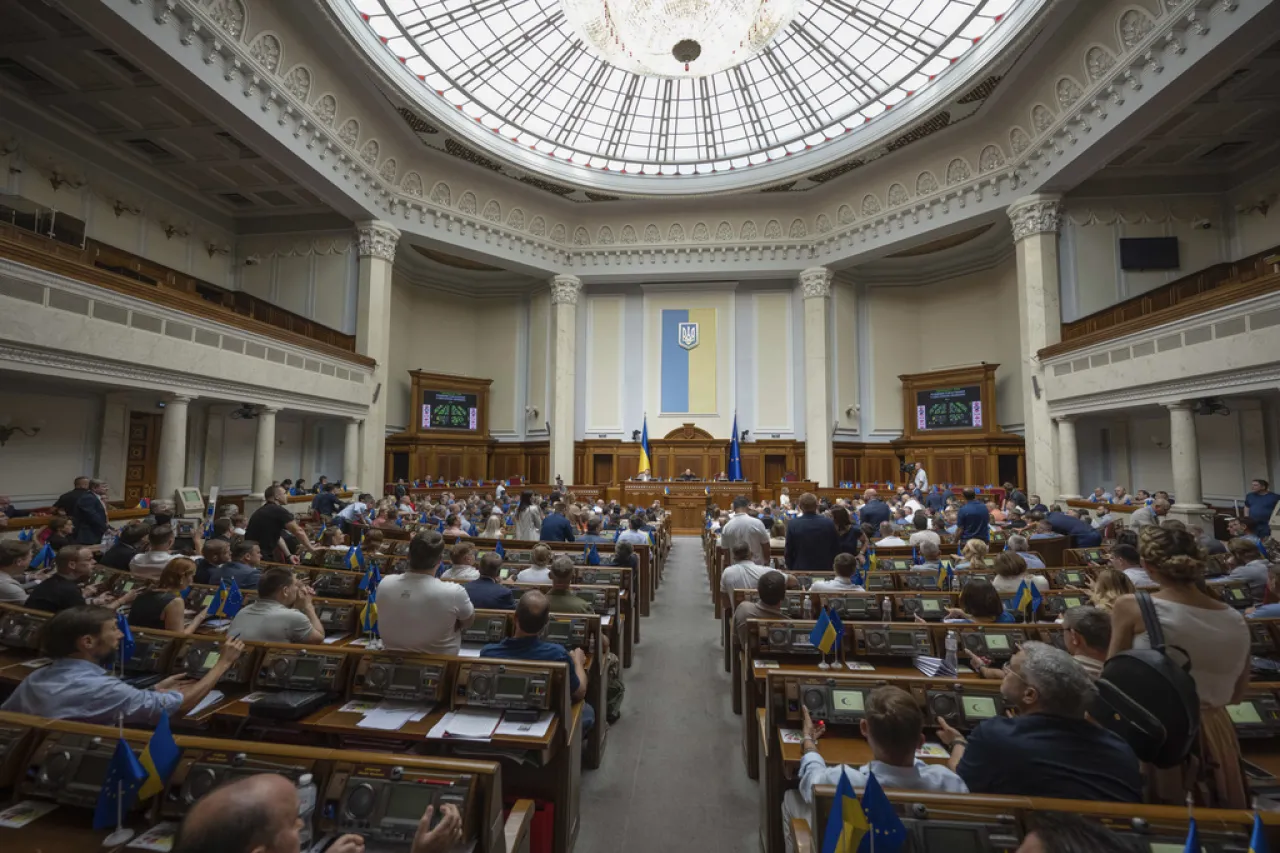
[560,0,803,78]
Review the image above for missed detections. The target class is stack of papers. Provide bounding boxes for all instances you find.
[0,800,58,828]
[494,712,554,739]
[914,656,958,678]
[427,708,503,741]
[354,700,433,731]
[128,822,180,852]
[186,690,225,717]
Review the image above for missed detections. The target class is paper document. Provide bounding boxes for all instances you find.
[494,712,554,739]
[601,615,612,626]
[456,646,481,657]
[0,800,58,828]
[322,635,345,645]
[916,743,950,759]
[427,708,502,741]
[128,821,180,851]
[186,690,225,717]
[913,656,957,678]
[778,729,804,745]
[20,657,52,669]
[356,709,415,731]
[339,700,380,715]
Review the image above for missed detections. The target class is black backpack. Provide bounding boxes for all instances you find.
[1092,592,1201,768]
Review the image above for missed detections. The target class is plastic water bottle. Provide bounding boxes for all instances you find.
[945,631,959,673]
[882,596,892,620]
[296,773,317,848]
[801,594,812,620]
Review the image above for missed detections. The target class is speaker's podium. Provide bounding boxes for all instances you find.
[620,480,815,533]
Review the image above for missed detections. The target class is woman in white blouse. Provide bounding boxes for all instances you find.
[514,490,543,542]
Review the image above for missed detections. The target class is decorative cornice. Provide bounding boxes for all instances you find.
[550,274,583,306]
[355,221,400,261]
[799,267,833,299]
[1007,195,1064,241]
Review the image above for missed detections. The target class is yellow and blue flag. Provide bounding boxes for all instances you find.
[809,607,839,654]
[1011,578,1042,618]
[821,767,868,853]
[206,579,244,618]
[361,587,378,636]
[638,417,652,476]
[1250,813,1268,853]
[17,528,32,542]
[345,544,365,572]
[827,606,844,653]
[495,540,505,559]
[1185,817,1199,853]
[30,542,54,569]
[138,712,180,800]
[358,561,381,592]
[93,738,146,829]
[937,561,954,592]
[660,308,716,414]
[861,771,907,852]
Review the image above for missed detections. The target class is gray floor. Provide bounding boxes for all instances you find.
[576,536,758,853]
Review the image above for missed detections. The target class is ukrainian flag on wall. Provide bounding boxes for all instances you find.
[661,308,716,413]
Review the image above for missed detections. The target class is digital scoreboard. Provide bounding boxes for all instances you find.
[420,390,478,431]
[915,385,983,430]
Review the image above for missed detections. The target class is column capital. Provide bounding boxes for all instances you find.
[169,394,195,404]
[259,406,281,415]
[1053,414,1076,424]
[550,274,583,305]
[355,221,401,261]
[799,267,833,299]
[1164,400,1196,412]
[346,416,364,426]
[1006,194,1064,241]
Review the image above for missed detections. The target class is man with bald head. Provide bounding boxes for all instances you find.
[173,773,463,853]
[858,488,891,530]
[481,589,593,732]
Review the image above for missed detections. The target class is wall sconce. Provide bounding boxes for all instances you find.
[48,171,84,191]
[243,254,262,266]
[0,420,42,447]
[163,224,189,239]
[206,242,231,258]
[525,405,539,419]
[113,200,142,217]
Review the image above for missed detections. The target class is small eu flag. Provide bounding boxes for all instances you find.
[861,771,908,852]
[93,739,146,829]
[138,712,180,801]
[116,611,135,665]
[495,541,505,559]
[585,544,601,566]
[1249,813,1268,853]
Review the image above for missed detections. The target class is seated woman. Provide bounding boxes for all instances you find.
[990,551,1049,597]
[443,514,470,538]
[1085,567,1135,612]
[768,520,787,552]
[42,517,75,550]
[480,510,505,539]
[128,558,208,634]
[941,577,1014,625]
[318,526,347,548]
[516,543,555,583]
[954,539,989,571]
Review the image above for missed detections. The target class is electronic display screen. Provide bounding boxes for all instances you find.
[1152,844,1203,853]
[985,634,1010,650]
[1229,588,1247,601]
[74,754,112,784]
[545,622,571,642]
[392,667,419,688]
[1063,597,1085,608]
[832,690,864,711]
[847,599,866,613]
[922,827,984,852]
[292,658,321,680]
[495,675,526,697]
[1228,702,1263,724]
[421,390,478,431]
[964,696,998,719]
[385,784,438,820]
[888,631,915,646]
[203,651,221,669]
[922,599,941,612]
[915,386,983,430]
[1064,572,1084,584]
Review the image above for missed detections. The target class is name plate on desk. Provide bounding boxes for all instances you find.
[0,609,48,651]
[354,655,445,703]
[325,763,475,845]
[255,649,347,691]
[176,639,255,686]
[163,750,313,817]
[457,662,551,712]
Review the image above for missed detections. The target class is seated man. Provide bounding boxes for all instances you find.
[0,539,32,603]
[782,686,967,853]
[227,567,324,644]
[26,545,135,614]
[1215,538,1271,604]
[173,773,463,853]
[194,539,231,586]
[615,514,653,547]
[580,515,610,544]
[2,605,243,724]
[874,521,907,547]
[1004,534,1045,569]
[481,590,593,733]
[719,541,773,615]
[378,529,476,655]
[130,523,177,580]
[733,570,789,650]
[936,642,1141,801]
[679,468,697,480]
[1110,543,1152,587]
[440,541,480,581]
[98,522,150,571]
[913,539,943,573]
[1062,605,1109,679]
[464,552,515,610]
[546,556,593,614]
[809,553,865,592]
[208,540,262,589]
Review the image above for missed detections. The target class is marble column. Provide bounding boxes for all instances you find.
[355,221,400,493]
[1055,416,1081,499]
[801,267,833,487]
[344,417,362,486]
[96,392,131,489]
[299,418,315,484]
[549,274,582,486]
[252,406,279,494]
[1008,194,1064,501]
[185,403,207,489]
[156,394,193,503]
[1166,402,1206,512]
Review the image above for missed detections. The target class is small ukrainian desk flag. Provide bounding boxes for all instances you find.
[809,608,839,654]
[1011,578,1042,618]
[821,768,868,853]
[138,712,180,800]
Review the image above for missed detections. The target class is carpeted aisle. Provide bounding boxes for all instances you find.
[575,535,757,853]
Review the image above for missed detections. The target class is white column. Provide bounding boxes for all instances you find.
[252,406,279,494]
[800,267,833,487]
[97,392,131,488]
[299,418,315,484]
[355,221,400,494]
[1055,415,1081,499]
[156,394,193,502]
[1166,402,1206,511]
[185,403,207,488]
[549,274,582,486]
[344,417,362,487]
[1008,194,1064,501]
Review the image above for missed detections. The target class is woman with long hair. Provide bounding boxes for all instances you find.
[831,506,859,557]
[955,539,989,571]
[128,557,207,634]
[1109,525,1251,808]
[515,490,542,541]
[1087,567,1136,611]
[481,511,505,539]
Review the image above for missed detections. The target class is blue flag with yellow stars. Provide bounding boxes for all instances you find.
[115,610,134,665]
[859,771,907,852]
[361,586,378,636]
[93,738,146,829]
[585,544,601,566]
[1249,813,1268,853]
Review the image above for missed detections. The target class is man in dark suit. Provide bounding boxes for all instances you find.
[539,502,576,543]
[784,493,839,571]
[465,553,515,610]
[955,488,991,543]
[71,480,110,545]
[858,488,892,530]
[679,469,698,481]
[53,477,90,517]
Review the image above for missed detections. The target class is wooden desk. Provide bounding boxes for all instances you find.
[619,482,754,533]
[0,809,137,853]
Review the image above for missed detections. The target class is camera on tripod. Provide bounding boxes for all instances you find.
[898,461,915,475]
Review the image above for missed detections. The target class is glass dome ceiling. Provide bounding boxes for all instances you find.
[336,0,1038,189]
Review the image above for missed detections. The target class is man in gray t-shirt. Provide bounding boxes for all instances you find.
[720,498,771,566]
[227,567,323,644]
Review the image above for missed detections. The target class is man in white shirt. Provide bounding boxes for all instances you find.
[440,541,480,581]
[874,521,907,547]
[913,462,929,492]
[719,542,772,615]
[809,553,864,593]
[907,515,940,548]
[227,567,324,644]
[378,529,475,655]
[1110,543,1153,587]
[130,524,178,581]
[720,497,771,565]
[902,495,924,515]
[782,686,967,853]
[336,493,374,525]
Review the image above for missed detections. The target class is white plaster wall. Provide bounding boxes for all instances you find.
[754,291,792,434]
[0,388,101,506]
[584,296,623,434]
[235,233,358,334]
[832,281,858,434]
[527,291,550,436]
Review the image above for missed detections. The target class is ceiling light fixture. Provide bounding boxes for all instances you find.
[559,0,802,77]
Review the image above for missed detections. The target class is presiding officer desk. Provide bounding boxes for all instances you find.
[755,667,1280,853]
[0,601,601,853]
[0,710,533,853]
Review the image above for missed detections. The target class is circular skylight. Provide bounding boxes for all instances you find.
[339,0,1032,184]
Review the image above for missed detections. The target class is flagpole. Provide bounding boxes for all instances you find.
[102,712,134,846]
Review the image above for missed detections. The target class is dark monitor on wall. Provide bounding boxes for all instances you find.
[1119,236,1179,271]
